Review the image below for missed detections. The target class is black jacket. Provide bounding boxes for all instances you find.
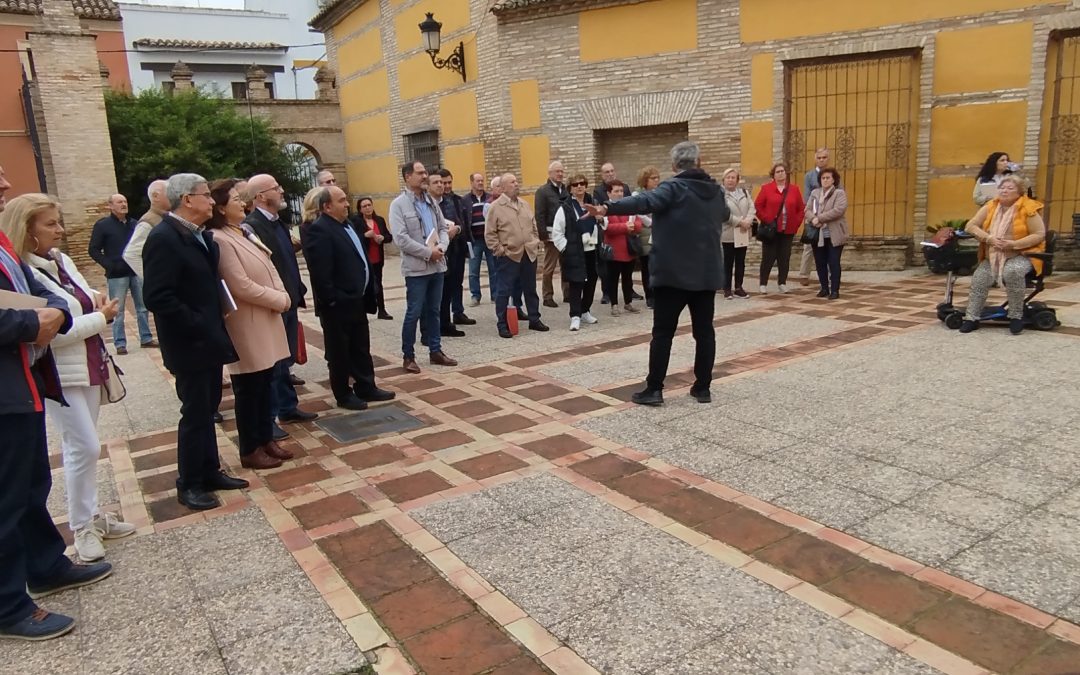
[605,169,728,291]
[534,180,567,241]
[301,213,375,317]
[439,193,473,262]
[0,242,71,415]
[244,209,307,310]
[557,195,597,284]
[142,215,238,373]
[88,214,138,278]
[349,213,390,264]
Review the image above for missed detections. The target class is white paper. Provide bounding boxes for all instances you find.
[0,288,47,309]
[467,241,475,259]
[733,226,751,249]
[425,227,439,248]
[219,280,238,315]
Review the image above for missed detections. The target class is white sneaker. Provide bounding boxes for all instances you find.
[570,317,581,331]
[759,285,768,294]
[74,526,105,562]
[610,305,621,316]
[581,311,598,324]
[779,284,789,294]
[95,512,135,540]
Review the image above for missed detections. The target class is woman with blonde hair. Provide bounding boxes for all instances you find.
[720,168,755,298]
[299,186,323,238]
[1,194,134,563]
[634,166,660,308]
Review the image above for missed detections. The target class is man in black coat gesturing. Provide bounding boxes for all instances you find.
[587,142,728,407]
[301,186,395,411]
[143,173,248,511]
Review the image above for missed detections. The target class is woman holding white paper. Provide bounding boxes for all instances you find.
[1,193,134,563]
[721,168,755,299]
[206,179,291,471]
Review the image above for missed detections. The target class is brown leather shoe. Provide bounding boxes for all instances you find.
[429,351,458,367]
[264,440,294,461]
[402,358,421,374]
[240,447,282,470]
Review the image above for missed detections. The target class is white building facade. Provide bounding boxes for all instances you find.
[118,0,325,99]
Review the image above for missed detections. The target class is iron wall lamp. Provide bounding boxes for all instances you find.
[419,12,466,82]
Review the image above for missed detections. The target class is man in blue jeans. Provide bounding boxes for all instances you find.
[389,161,458,374]
[88,194,155,355]
[464,173,497,305]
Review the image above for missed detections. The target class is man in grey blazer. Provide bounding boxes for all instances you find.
[799,147,830,285]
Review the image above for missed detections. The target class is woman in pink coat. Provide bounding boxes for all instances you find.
[207,179,292,471]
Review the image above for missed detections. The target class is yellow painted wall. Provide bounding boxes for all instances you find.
[438,91,479,141]
[443,143,486,183]
[337,28,383,78]
[344,113,393,155]
[929,101,1027,166]
[396,41,478,100]
[519,135,551,186]
[340,68,390,118]
[927,177,979,226]
[740,121,774,176]
[333,0,380,40]
[347,155,401,195]
[579,0,697,62]
[393,0,470,53]
[750,53,774,112]
[740,0,1062,42]
[509,80,541,130]
[934,23,1033,94]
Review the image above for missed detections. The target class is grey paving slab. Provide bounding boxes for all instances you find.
[661,414,801,457]
[859,440,1001,480]
[827,458,942,504]
[996,508,1080,561]
[774,482,892,530]
[576,415,701,455]
[184,525,307,597]
[699,458,815,501]
[481,472,591,517]
[852,506,986,567]
[220,620,366,675]
[1045,484,1080,519]
[952,461,1073,507]
[78,604,220,675]
[525,495,643,549]
[656,443,759,478]
[410,492,524,542]
[906,482,1030,534]
[202,574,338,646]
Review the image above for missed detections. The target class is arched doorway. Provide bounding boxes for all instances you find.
[283,142,320,224]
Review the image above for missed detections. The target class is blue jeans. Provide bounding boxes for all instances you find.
[107,275,152,349]
[269,309,300,417]
[402,274,443,359]
[468,237,497,301]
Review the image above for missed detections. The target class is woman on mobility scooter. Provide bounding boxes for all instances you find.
[960,174,1046,335]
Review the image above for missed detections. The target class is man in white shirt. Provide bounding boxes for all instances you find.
[122,179,168,279]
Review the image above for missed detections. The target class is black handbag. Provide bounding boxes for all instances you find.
[598,243,616,261]
[801,224,820,245]
[755,186,789,243]
[627,232,645,258]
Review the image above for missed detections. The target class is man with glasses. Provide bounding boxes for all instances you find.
[143,173,249,511]
[244,174,318,437]
[316,170,336,187]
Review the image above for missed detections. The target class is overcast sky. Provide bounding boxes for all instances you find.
[123,0,247,8]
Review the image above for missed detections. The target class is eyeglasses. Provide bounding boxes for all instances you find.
[258,185,283,194]
[186,191,212,199]
[570,181,587,188]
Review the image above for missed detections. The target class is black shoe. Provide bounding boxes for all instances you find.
[529,321,550,332]
[543,298,559,308]
[288,373,305,386]
[631,291,644,300]
[212,411,224,424]
[272,424,289,441]
[453,314,477,325]
[958,320,979,333]
[646,298,654,309]
[498,328,513,339]
[1009,318,1024,335]
[378,311,394,321]
[631,389,664,407]
[817,289,829,298]
[441,327,466,337]
[828,293,839,300]
[600,296,610,305]
[516,308,528,321]
[337,395,368,411]
[27,562,113,600]
[279,409,319,423]
[115,346,128,356]
[357,387,396,402]
[204,471,250,491]
[178,488,220,511]
[690,388,712,404]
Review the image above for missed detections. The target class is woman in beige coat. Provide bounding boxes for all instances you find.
[207,179,292,470]
[804,167,848,299]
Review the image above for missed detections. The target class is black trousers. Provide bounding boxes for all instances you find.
[319,307,377,403]
[567,250,599,318]
[722,243,747,291]
[640,255,653,301]
[597,255,611,299]
[759,233,795,286]
[606,259,636,306]
[0,412,71,628]
[440,249,468,328]
[372,262,387,314]
[494,255,540,331]
[174,366,225,490]
[647,286,716,392]
[812,238,844,294]
[230,368,274,456]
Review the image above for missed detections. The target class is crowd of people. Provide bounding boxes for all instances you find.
[0,138,1045,642]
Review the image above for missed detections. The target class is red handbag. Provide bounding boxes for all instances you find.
[295,322,308,365]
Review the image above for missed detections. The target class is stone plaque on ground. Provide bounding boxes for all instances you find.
[315,405,425,443]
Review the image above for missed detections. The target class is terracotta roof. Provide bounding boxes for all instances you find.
[132,38,286,51]
[308,0,353,29]
[0,0,121,20]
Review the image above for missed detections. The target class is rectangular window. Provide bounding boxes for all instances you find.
[231,82,247,100]
[403,130,440,171]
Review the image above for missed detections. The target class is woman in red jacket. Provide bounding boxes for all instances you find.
[601,183,642,316]
[754,163,805,294]
[355,197,393,320]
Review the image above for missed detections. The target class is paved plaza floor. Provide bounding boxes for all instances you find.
[6,260,1080,675]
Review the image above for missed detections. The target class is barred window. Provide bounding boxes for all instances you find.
[403,130,440,171]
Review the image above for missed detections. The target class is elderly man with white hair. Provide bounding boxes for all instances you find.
[534,160,567,308]
[316,170,336,187]
[121,179,169,278]
[143,173,248,511]
[484,173,548,338]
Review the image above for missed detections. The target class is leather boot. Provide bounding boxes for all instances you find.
[240,447,283,470]
[264,440,294,461]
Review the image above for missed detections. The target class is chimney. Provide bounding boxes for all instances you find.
[245,65,270,100]
[171,61,194,91]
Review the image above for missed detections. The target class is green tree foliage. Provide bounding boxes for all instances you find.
[105,88,308,216]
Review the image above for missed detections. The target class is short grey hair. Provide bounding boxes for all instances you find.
[147,179,167,200]
[998,173,1029,193]
[671,141,700,171]
[165,173,207,210]
[316,187,333,211]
